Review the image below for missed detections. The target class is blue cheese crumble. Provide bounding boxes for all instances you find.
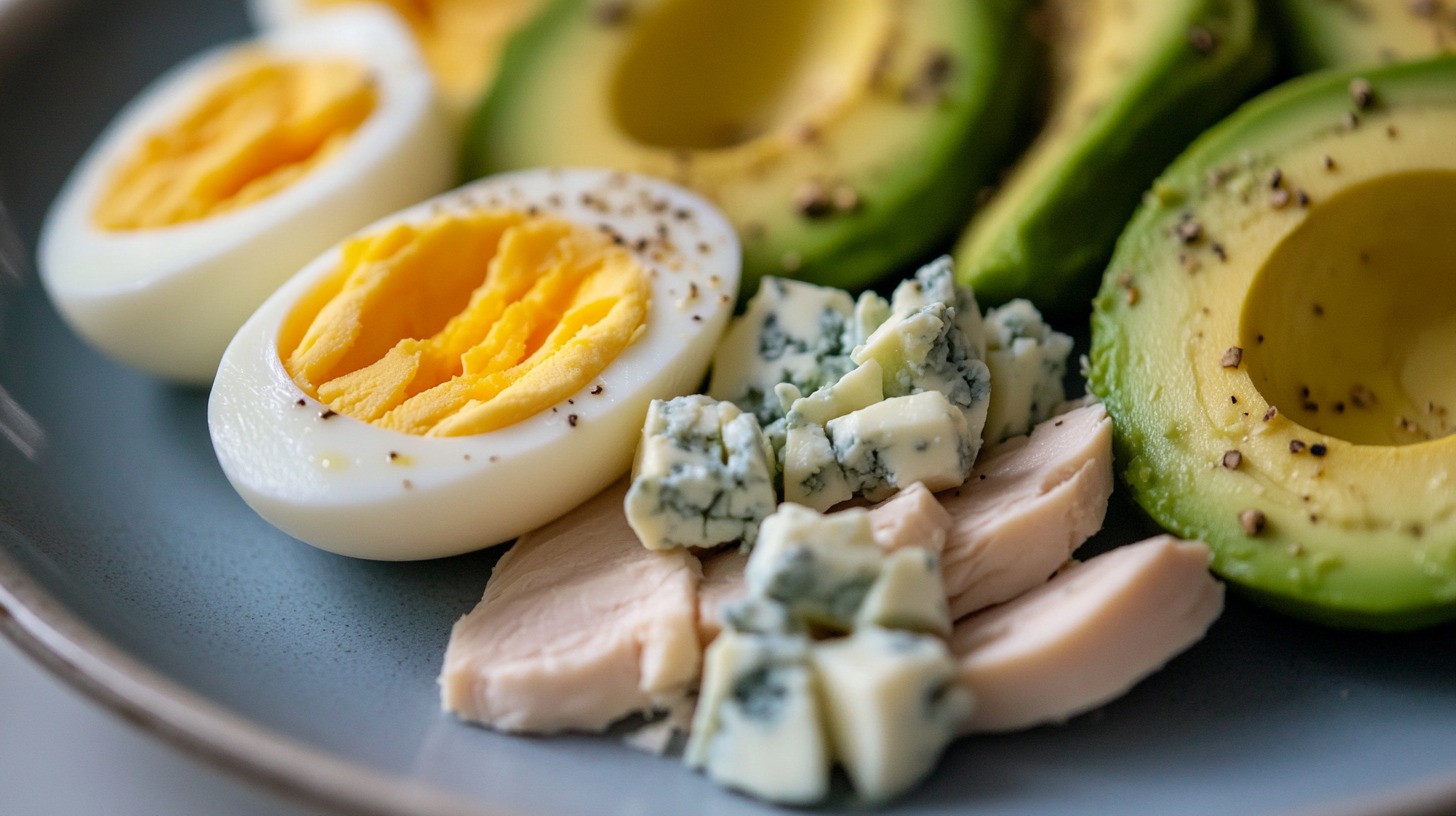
[624,396,777,551]
[983,299,1075,442]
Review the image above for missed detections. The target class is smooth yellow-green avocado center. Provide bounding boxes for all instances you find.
[95,54,377,230]
[280,212,651,436]
[610,0,882,151]
[1241,170,1456,448]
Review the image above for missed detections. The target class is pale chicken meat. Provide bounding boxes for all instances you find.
[951,535,1224,733]
[867,482,952,556]
[940,402,1114,619]
[440,481,702,733]
[695,548,749,646]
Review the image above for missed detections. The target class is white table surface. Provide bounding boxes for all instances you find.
[0,635,329,816]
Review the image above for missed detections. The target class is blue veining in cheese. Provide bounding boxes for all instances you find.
[983,298,1075,442]
[625,395,777,551]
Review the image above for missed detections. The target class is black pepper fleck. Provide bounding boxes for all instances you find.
[1290,440,1306,453]
[319,409,337,420]
[1310,443,1327,457]
[1349,77,1375,110]
[1239,509,1267,536]
[1188,25,1217,55]
[568,414,579,427]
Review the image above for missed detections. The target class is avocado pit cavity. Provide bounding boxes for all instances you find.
[1239,170,1456,447]
[609,0,883,150]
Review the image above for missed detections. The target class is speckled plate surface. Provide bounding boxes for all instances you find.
[2,3,1456,815]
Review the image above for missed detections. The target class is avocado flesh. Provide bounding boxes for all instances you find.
[1089,58,1456,630]
[1274,0,1456,71]
[952,0,1272,313]
[464,0,1035,293]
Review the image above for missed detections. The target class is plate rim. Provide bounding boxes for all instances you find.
[0,542,504,816]
[2,2,1456,815]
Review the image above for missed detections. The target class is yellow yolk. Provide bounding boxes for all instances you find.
[280,213,651,436]
[306,0,543,103]
[94,54,377,231]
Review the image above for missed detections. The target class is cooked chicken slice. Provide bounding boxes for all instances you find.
[940,402,1113,619]
[696,548,749,646]
[867,482,951,556]
[951,535,1224,733]
[440,480,701,734]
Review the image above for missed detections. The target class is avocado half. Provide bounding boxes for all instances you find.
[952,0,1271,314]
[1090,57,1456,630]
[463,0,1035,293]
[1273,0,1456,71]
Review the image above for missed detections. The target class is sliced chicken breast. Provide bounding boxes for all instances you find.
[696,548,749,646]
[440,480,702,734]
[868,482,952,556]
[951,535,1224,734]
[940,402,1114,619]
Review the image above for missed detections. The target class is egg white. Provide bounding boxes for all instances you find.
[209,168,742,560]
[39,8,454,383]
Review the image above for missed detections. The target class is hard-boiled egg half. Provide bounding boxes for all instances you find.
[39,8,454,383]
[209,168,741,560]
[249,0,547,121]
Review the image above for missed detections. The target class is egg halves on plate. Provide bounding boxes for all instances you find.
[39,8,454,383]
[209,169,741,560]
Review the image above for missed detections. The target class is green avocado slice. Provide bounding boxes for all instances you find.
[953,0,1272,313]
[1089,56,1456,630]
[462,0,1036,294]
[1273,0,1456,71]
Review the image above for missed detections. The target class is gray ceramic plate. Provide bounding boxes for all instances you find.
[2,2,1456,815]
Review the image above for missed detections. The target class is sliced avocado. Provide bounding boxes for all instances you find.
[1273,0,1456,71]
[1089,57,1456,629]
[952,0,1272,313]
[463,0,1035,293]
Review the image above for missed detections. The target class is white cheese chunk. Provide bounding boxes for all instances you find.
[707,277,858,424]
[828,391,975,502]
[744,503,883,633]
[625,395,777,551]
[889,255,987,359]
[856,547,952,636]
[685,631,830,805]
[781,421,853,511]
[982,299,1075,442]
[812,627,972,804]
[786,357,885,427]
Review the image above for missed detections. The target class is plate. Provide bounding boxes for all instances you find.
[1,3,1455,815]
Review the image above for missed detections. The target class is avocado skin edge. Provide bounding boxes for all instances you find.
[954,0,1275,318]
[459,0,1041,296]
[1089,57,1456,631]
[1269,0,1456,73]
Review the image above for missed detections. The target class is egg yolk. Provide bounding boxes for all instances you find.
[306,0,543,102]
[94,54,377,231]
[279,212,651,436]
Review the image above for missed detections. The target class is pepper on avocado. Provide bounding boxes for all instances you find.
[1090,57,1456,630]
